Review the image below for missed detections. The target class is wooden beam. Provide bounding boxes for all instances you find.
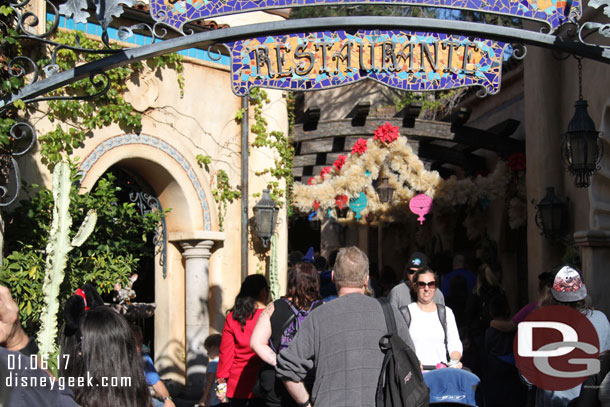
[303,107,320,131]
[348,102,371,127]
[451,123,524,154]
[418,142,486,171]
[486,119,521,137]
[294,118,453,142]
[300,138,334,155]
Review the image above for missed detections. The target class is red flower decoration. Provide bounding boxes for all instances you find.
[507,153,526,172]
[351,138,368,155]
[333,155,347,171]
[373,122,400,144]
[320,166,331,180]
[335,194,348,209]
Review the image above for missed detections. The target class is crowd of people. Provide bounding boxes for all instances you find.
[210,247,610,407]
[0,246,609,407]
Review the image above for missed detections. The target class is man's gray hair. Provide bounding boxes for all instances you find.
[334,246,369,287]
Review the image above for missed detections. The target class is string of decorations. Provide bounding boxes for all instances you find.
[292,122,526,228]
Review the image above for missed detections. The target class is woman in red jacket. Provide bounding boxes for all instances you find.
[217,274,269,407]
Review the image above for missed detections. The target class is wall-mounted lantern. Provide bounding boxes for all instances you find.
[376,177,395,203]
[562,58,603,188]
[535,187,569,240]
[253,189,279,248]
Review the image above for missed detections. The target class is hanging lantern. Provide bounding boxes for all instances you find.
[335,206,350,218]
[253,189,279,248]
[535,187,569,240]
[561,58,603,188]
[376,177,395,203]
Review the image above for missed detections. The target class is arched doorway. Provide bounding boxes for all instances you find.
[92,165,162,357]
[79,133,222,385]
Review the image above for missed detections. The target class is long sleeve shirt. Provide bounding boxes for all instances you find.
[217,309,264,399]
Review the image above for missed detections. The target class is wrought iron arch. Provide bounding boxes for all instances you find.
[4,0,610,203]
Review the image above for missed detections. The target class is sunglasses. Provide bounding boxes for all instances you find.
[416,281,436,289]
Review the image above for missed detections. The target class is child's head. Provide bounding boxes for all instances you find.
[204,333,222,357]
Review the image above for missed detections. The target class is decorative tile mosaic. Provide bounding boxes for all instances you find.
[226,30,508,97]
[150,0,579,33]
[79,134,212,230]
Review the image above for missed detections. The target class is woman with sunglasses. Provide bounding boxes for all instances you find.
[406,267,463,370]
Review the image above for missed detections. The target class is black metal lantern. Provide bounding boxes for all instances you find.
[562,58,603,188]
[376,177,395,203]
[335,206,350,218]
[253,189,279,248]
[535,187,569,240]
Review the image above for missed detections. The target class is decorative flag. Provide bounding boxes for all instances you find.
[409,193,433,224]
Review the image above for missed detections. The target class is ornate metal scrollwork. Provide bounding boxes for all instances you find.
[118,22,169,43]
[129,192,168,279]
[207,43,230,62]
[24,72,112,105]
[475,86,490,98]
[5,0,129,96]
[510,43,528,60]
[0,122,37,207]
[576,0,610,48]
[58,0,136,46]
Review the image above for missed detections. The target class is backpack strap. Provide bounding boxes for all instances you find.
[377,297,397,336]
[398,305,411,328]
[269,299,296,353]
[436,303,450,362]
[401,303,450,362]
[308,299,322,312]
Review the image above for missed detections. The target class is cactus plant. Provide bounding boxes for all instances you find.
[268,234,280,301]
[36,161,98,358]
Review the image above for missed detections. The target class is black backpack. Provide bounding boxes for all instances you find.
[399,303,450,364]
[376,298,430,407]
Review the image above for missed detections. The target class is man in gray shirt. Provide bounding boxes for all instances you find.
[276,246,414,407]
[388,251,444,309]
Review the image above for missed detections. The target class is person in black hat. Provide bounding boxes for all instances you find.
[388,252,445,309]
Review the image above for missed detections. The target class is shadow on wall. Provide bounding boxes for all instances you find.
[210,285,226,334]
[12,146,47,202]
[156,339,187,378]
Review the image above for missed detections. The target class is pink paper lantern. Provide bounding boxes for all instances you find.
[409,193,433,225]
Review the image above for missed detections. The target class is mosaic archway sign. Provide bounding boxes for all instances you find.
[152,0,579,33]
[227,30,507,96]
[151,0,579,96]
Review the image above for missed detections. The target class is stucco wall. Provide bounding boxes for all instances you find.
[14,4,289,383]
[524,35,610,316]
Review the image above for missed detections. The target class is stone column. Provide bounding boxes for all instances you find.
[574,231,610,317]
[181,240,214,389]
[524,46,565,302]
